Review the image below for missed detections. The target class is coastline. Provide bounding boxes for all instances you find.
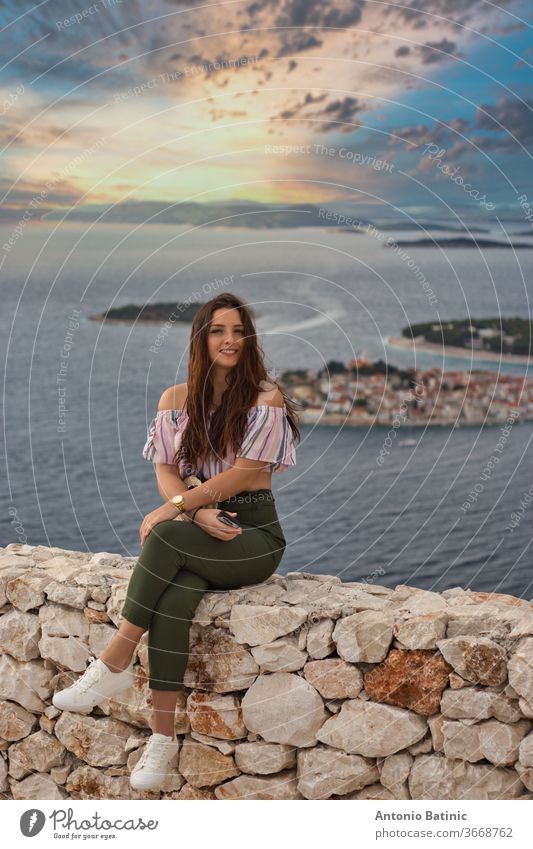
[88,316,192,324]
[387,335,531,365]
[299,411,532,428]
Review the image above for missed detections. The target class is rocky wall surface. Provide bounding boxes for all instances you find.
[2,542,533,800]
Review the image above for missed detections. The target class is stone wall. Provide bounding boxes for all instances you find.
[2,541,533,800]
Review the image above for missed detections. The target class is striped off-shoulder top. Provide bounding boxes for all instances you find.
[142,396,297,480]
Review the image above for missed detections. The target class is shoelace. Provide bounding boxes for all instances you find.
[76,656,103,694]
[136,738,176,773]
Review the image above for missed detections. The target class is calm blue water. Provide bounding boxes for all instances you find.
[1,222,532,596]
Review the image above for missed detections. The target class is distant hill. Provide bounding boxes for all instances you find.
[90,301,205,323]
[402,318,532,356]
[387,237,532,249]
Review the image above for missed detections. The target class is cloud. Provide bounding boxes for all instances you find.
[275,33,323,57]
[476,95,533,149]
[382,0,515,28]
[387,95,532,162]
[319,96,363,132]
[418,38,460,64]
[247,0,364,29]
[275,92,363,133]
[278,92,328,120]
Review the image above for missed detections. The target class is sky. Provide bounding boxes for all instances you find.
[0,0,532,221]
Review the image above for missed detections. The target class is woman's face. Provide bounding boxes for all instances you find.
[207,307,245,367]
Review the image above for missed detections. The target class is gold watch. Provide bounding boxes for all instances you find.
[169,494,188,514]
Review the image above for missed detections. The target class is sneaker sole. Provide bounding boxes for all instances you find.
[52,680,134,713]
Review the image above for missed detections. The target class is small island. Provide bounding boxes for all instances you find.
[400,318,532,357]
[385,237,533,249]
[90,301,206,323]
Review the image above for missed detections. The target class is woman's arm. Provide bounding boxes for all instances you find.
[154,464,197,521]
[155,464,187,501]
[164,458,270,515]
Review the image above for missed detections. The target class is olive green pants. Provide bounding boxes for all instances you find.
[121,489,286,690]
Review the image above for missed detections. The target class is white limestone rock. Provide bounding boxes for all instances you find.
[317,699,427,757]
[0,654,54,712]
[39,604,89,639]
[39,556,85,582]
[508,638,533,704]
[391,588,448,615]
[297,743,379,799]
[306,617,335,659]
[38,635,91,672]
[234,740,296,774]
[187,691,247,740]
[0,699,38,741]
[518,731,533,767]
[250,636,307,672]
[436,636,507,685]
[184,623,260,692]
[5,573,51,612]
[178,738,238,788]
[8,729,66,779]
[409,752,525,799]
[393,613,447,649]
[303,658,363,699]
[379,751,413,790]
[10,773,68,800]
[0,610,41,661]
[478,718,532,766]
[333,610,394,662]
[88,622,115,657]
[441,687,522,723]
[229,604,308,645]
[241,672,327,747]
[214,768,302,799]
[54,712,133,767]
[442,719,484,762]
[44,581,91,610]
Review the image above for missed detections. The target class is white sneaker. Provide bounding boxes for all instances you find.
[52,655,135,714]
[129,733,180,791]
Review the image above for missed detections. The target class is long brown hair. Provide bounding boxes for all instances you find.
[175,292,302,474]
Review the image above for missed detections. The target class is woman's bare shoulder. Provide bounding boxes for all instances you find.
[158,383,188,411]
[256,380,284,407]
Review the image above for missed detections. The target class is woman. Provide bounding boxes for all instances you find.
[52,292,300,793]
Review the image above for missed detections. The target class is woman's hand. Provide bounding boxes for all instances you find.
[139,502,180,546]
[192,508,243,541]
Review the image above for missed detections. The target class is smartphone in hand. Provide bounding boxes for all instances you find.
[216,510,241,528]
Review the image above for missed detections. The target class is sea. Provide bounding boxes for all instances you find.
[1,221,532,597]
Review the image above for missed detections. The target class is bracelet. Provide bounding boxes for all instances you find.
[191,507,203,524]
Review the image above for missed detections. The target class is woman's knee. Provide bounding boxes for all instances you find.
[144,519,180,547]
[139,520,186,565]
[152,572,209,620]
